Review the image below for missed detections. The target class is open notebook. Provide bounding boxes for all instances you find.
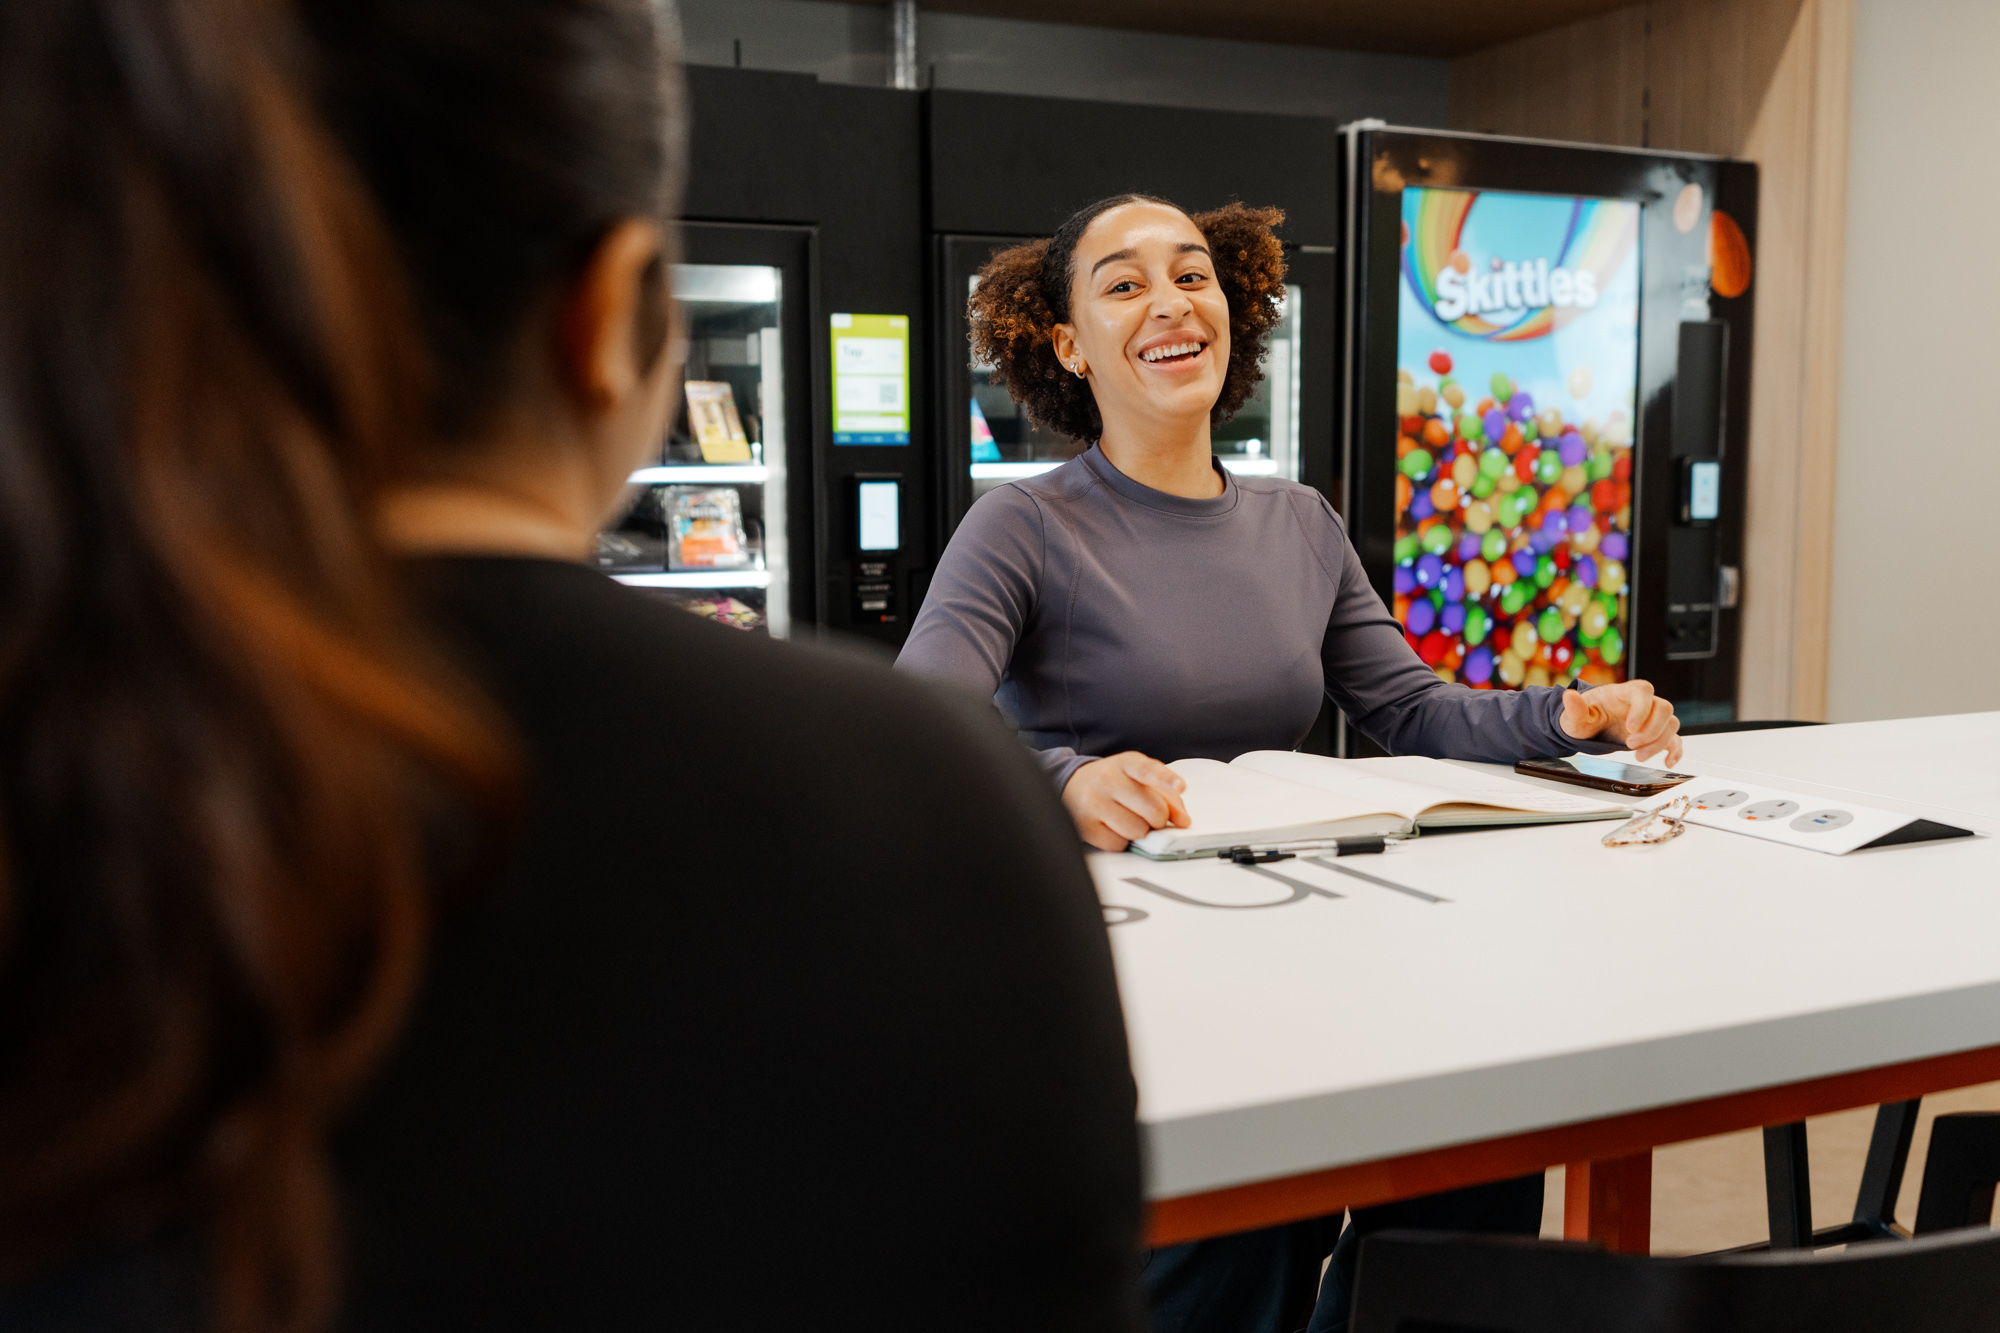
[1131,751,1631,859]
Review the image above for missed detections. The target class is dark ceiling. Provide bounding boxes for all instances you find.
[902,0,1637,58]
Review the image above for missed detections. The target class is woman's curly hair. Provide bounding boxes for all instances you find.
[969,196,1287,443]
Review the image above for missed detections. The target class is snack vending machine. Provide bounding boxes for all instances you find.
[591,63,931,646]
[1339,124,1757,752]
[596,221,813,637]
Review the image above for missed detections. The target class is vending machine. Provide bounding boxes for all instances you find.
[596,66,931,648]
[1339,124,1756,753]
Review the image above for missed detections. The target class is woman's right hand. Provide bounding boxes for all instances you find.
[1062,752,1191,852]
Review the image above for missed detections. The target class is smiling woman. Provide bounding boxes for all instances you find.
[897,190,1683,1333]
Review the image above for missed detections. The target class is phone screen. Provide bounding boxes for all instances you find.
[1536,756,1691,785]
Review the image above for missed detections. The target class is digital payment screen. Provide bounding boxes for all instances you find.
[1392,186,1642,691]
[857,479,901,552]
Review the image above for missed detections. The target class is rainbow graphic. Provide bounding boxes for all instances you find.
[1402,189,1639,342]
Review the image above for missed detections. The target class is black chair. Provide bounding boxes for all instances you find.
[1751,1102,2000,1250]
[1915,1113,2000,1237]
[1350,1226,2000,1332]
[1750,1100,1921,1250]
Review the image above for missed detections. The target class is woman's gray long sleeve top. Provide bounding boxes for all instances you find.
[895,446,1607,788]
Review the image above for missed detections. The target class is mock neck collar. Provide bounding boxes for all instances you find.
[1078,445,1239,518]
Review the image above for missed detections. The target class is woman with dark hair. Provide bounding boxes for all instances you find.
[895,196,1683,1332]
[0,2,1139,1329]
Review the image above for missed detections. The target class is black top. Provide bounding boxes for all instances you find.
[2,558,1141,1331]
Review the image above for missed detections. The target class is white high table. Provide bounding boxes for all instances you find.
[1094,712,1998,1251]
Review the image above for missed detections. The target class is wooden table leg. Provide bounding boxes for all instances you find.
[1565,1151,1653,1253]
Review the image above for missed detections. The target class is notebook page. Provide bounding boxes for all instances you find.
[1165,757,1402,839]
[1346,755,1626,814]
[1228,751,1442,820]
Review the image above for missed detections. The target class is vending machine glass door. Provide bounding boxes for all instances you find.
[595,223,812,639]
[1212,286,1304,482]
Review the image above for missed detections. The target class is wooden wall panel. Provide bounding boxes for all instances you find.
[1448,0,1853,721]
[1791,0,1850,722]
[1732,8,1818,720]
[1450,6,1648,146]
[1733,0,1851,722]
[1649,0,1801,155]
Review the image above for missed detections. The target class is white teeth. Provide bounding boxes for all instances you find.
[1141,342,1201,363]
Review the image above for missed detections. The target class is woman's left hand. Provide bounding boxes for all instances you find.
[1558,680,1683,766]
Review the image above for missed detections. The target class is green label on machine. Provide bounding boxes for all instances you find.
[831,313,909,445]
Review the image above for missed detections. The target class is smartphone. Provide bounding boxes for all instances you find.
[1514,756,1695,797]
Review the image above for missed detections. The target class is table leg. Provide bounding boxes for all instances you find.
[1763,1121,1813,1248]
[1565,1151,1653,1253]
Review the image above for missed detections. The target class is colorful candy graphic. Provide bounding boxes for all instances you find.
[1393,185,1640,692]
[1392,375,1635,689]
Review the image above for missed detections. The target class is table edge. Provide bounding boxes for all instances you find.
[1144,1040,2000,1247]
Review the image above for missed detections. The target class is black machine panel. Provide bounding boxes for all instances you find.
[1339,125,1756,741]
[1667,319,1730,659]
[928,91,1344,245]
[680,67,928,646]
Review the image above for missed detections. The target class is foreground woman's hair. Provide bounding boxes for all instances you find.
[0,0,677,1327]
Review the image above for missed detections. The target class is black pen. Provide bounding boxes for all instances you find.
[1216,836,1397,864]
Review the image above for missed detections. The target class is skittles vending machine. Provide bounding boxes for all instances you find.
[1338,124,1757,754]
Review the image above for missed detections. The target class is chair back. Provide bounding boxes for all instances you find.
[1916,1113,2000,1237]
[1351,1227,2000,1332]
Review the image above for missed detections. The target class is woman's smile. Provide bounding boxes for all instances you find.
[1136,333,1210,370]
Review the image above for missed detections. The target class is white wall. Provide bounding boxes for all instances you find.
[678,0,1450,122]
[1826,0,2000,721]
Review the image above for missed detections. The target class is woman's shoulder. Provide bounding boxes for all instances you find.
[964,452,1118,524]
[412,556,1030,772]
[414,556,774,697]
[940,473,1063,570]
[967,455,1105,522]
[1012,453,1103,498]
[1232,474,1349,532]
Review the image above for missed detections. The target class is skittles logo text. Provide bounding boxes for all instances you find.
[1433,257,1597,323]
[1403,188,1637,343]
